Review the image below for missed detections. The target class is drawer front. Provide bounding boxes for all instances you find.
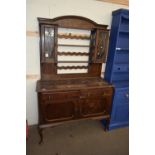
[113,64,129,73]
[41,91,79,102]
[111,72,129,81]
[114,88,129,105]
[114,53,129,64]
[80,88,112,98]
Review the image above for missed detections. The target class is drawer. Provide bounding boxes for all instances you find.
[80,88,113,117]
[114,53,129,64]
[114,88,129,105]
[41,91,79,102]
[113,64,129,72]
[112,72,129,81]
[80,88,112,98]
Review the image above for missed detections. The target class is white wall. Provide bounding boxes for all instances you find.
[26,0,128,125]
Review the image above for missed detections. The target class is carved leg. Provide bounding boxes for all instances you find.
[104,118,110,131]
[38,127,43,144]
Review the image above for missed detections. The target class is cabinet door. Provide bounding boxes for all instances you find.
[110,88,129,126]
[111,105,129,123]
[40,91,79,123]
[80,89,112,118]
[41,100,76,123]
[95,30,109,63]
[40,25,57,62]
[80,97,106,117]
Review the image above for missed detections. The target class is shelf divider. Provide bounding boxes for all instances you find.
[58,44,90,47]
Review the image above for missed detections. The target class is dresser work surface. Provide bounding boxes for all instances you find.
[37,77,112,92]
[37,77,113,126]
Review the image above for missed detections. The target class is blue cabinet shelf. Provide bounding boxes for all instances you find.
[102,9,129,130]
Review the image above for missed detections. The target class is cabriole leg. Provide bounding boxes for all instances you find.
[104,118,110,131]
[38,127,43,144]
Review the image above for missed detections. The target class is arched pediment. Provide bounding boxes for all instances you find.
[38,15,108,29]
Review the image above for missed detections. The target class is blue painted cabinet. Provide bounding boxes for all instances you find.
[102,9,129,130]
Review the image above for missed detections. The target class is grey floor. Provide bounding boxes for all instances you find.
[27,120,129,155]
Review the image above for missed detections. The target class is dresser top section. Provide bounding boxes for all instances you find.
[36,77,113,92]
[38,15,108,29]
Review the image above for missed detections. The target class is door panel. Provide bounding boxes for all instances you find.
[80,88,113,118]
[41,100,76,123]
[95,30,109,63]
[111,104,129,123]
[80,97,106,117]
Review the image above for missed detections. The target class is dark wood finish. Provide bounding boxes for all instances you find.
[56,61,89,63]
[38,16,108,29]
[41,61,90,63]
[57,52,89,56]
[57,66,88,70]
[58,44,90,47]
[37,16,113,143]
[90,29,109,63]
[58,33,90,40]
[38,15,109,67]
[37,78,113,125]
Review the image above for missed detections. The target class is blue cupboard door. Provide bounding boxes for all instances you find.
[114,88,129,105]
[110,104,129,123]
[109,88,129,129]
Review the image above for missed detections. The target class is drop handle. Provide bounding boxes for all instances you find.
[87,93,90,97]
[80,96,86,99]
[48,96,51,100]
[74,107,78,113]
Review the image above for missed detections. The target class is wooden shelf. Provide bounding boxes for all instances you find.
[116,48,129,51]
[58,33,90,40]
[57,52,89,56]
[41,58,54,63]
[119,30,129,33]
[57,66,88,70]
[58,44,90,47]
[41,61,90,63]
[57,61,90,63]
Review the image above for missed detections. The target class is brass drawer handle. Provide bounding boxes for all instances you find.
[103,93,110,96]
[80,96,86,99]
[75,107,78,113]
[48,96,52,100]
